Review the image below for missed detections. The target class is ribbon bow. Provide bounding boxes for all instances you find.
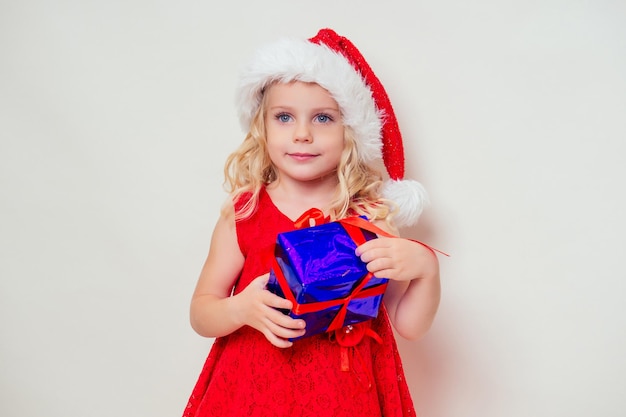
[293,208,329,229]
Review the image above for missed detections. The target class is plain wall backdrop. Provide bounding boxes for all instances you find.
[1,1,625,416]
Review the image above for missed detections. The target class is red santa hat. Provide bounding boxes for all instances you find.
[236,28,428,227]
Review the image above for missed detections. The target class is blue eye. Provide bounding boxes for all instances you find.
[276,113,292,123]
[316,114,333,123]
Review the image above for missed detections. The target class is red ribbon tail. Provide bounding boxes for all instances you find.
[340,347,350,372]
[340,216,450,257]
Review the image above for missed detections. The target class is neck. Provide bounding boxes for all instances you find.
[266,177,339,220]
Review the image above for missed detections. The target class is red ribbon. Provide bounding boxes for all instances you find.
[339,216,450,257]
[293,207,329,229]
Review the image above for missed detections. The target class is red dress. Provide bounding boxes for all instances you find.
[183,188,416,417]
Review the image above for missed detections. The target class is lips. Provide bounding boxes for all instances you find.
[288,152,318,161]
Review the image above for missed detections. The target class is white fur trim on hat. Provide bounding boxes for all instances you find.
[236,38,383,163]
[381,179,429,227]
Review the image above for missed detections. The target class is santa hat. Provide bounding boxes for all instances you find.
[236,28,428,227]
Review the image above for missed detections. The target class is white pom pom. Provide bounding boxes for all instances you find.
[381,179,429,228]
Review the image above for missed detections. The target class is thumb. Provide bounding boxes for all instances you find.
[253,273,270,289]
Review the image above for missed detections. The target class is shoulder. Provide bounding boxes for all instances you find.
[214,200,238,242]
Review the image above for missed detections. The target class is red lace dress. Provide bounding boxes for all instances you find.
[183,188,416,417]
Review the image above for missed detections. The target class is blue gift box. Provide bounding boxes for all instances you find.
[267,218,388,340]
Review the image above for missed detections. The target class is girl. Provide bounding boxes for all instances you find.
[183,29,441,417]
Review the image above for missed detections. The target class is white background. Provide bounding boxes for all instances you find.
[1,1,625,416]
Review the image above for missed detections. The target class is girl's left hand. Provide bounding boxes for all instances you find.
[355,237,437,282]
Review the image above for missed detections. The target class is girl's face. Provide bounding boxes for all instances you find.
[264,81,345,186]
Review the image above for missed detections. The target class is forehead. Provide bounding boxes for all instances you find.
[264,81,340,110]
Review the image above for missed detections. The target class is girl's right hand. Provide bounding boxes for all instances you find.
[233,274,306,348]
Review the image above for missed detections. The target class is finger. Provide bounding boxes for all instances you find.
[355,239,379,256]
[280,316,306,331]
[264,291,294,310]
[258,317,306,346]
[264,318,307,340]
[359,238,397,258]
[266,307,306,329]
[359,247,392,264]
[358,248,377,263]
[255,273,270,287]
[262,329,294,349]
[366,257,395,274]
[370,268,396,280]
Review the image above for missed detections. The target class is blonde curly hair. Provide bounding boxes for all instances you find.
[223,84,391,224]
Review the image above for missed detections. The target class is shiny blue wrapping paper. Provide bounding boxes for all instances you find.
[267,221,388,339]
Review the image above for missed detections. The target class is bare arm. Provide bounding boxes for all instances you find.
[355,222,441,340]
[190,206,305,347]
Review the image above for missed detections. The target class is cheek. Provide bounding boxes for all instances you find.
[266,136,288,159]
[265,127,282,147]
[319,125,344,142]
[266,123,291,142]
[331,131,347,152]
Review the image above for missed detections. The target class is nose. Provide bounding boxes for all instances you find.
[293,121,312,143]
